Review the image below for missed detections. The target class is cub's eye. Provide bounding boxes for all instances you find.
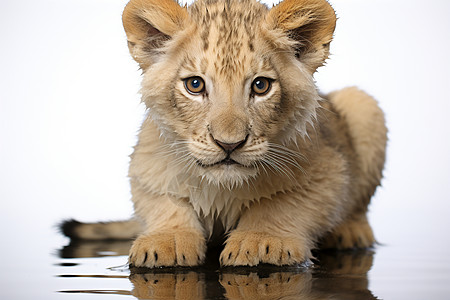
[184,77,205,95]
[251,77,272,96]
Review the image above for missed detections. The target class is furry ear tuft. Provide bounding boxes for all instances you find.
[267,0,337,72]
[122,0,190,70]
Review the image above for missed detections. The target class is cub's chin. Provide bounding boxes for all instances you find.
[199,162,258,187]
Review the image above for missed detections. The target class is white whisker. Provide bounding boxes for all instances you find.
[261,154,295,182]
[266,149,306,176]
[268,142,308,162]
[264,153,296,181]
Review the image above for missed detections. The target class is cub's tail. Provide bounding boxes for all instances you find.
[328,87,388,189]
[60,219,143,240]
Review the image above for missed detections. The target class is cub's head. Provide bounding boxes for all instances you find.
[123,0,336,186]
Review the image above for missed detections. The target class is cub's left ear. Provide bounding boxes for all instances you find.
[267,0,337,73]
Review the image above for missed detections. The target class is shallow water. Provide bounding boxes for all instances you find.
[56,240,377,299]
[45,238,448,299]
[2,224,449,299]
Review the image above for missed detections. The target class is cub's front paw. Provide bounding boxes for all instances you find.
[129,231,206,268]
[220,231,310,266]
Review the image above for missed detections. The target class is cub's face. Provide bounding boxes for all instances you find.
[123,0,336,186]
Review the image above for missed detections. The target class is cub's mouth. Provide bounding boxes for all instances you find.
[220,157,239,165]
[197,156,241,168]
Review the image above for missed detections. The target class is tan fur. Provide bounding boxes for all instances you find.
[63,0,387,268]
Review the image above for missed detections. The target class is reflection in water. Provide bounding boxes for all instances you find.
[59,239,133,258]
[219,272,313,300]
[130,272,206,299]
[312,251,375,300]
[60,289,132,296]
[58,240,377,299]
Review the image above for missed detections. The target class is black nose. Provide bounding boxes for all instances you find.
[213,136,248,154]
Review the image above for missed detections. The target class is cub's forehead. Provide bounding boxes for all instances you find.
[188,0,268,26]
[186,0,270,77]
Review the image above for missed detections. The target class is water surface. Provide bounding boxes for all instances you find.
[57,240,379,299]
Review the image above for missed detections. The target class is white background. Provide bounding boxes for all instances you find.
[1,0,450,299]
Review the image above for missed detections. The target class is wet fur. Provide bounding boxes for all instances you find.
[62,0,387,268]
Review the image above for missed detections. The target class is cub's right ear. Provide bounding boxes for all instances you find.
[122,0,190,70]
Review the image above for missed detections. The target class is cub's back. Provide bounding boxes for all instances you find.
[320,87,387,210]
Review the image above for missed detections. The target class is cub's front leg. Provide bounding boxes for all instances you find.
[221,189,343,266]
[129,183,206,268]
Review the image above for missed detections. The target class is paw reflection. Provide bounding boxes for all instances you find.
[220,272,313,300]
[130,272,205,300]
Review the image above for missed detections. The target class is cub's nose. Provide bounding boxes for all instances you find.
[213,136,248,154]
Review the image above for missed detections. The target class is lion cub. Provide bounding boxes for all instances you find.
[62,0,387,268]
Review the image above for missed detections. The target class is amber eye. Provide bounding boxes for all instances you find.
[184,77,205,95]
[251,77,272,96]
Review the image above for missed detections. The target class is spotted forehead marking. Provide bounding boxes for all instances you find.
[189,0,268,78]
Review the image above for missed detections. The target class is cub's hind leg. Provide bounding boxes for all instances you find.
[319,212,375,249]
[321,87,387,250]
